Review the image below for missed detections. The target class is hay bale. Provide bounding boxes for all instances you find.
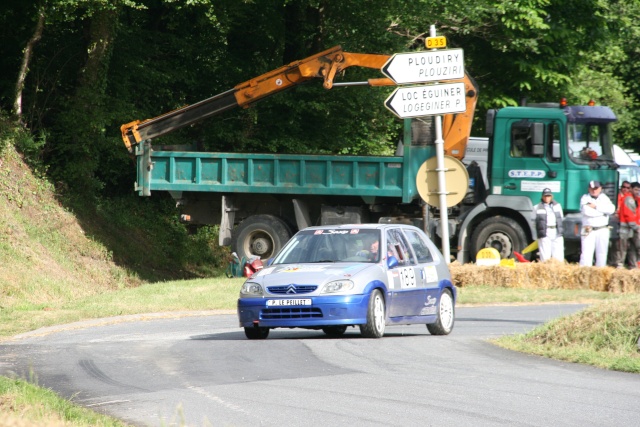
[449,261,640,293]
[608,269,640,293]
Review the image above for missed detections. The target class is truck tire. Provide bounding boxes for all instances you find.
[232,215,292,261]
[471,216,527,260]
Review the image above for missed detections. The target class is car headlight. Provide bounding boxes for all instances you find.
[240,282,263,296]
[321,280,354,294]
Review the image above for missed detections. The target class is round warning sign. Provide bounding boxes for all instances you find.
[416,155,469,208]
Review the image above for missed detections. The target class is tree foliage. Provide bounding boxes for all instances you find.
[0,0,639,196]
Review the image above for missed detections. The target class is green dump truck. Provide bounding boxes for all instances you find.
[122,46,619,263]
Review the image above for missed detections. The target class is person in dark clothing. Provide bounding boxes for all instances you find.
[533,188,564,261]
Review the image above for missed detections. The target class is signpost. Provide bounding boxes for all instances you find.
[384,82,466,119]
[380,25,467,263]
[381,49,464,85]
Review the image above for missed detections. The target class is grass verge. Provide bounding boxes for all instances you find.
[1,281,626,341]
[0,376,128,427]
[494,294,640,373]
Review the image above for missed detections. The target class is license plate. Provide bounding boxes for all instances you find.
[266,299,311,306]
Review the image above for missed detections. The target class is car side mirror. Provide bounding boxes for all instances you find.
[387,256,399,269]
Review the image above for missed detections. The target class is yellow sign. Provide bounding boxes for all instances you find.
[475,248,500,266]
[425,36,447,49]
[500,258,516,269]
[415,156,469,208]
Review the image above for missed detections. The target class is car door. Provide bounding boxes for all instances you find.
[385,228,424,318]
[402,228,441,316]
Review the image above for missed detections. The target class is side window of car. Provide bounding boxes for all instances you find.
[403,230,434,263]
[386,229,416,265]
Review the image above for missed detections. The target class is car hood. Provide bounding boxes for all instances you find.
[254,263,375,286]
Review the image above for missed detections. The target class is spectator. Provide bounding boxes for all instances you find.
[613,181,637,268]
[579,180,616,267]
[629,182,640,268]
[533,188,564,261]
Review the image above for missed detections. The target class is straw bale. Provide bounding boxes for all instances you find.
[449,260,640,293]
[608,269,640,293]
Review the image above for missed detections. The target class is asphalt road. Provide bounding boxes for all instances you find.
[1,304,639,427]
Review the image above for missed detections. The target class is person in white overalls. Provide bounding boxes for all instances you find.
[579,180,616,267]
[534,188,564,261]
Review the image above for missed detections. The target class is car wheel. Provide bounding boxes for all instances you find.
[322,325,348,337]
[232,215,292,261]
[471,216,527,260]
[359,289,385,338]
[244,326,270,339]
[427,289,455,335]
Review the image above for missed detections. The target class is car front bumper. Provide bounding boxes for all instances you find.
[237,294,369,328]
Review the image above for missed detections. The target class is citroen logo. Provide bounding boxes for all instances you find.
[286,285,297,294]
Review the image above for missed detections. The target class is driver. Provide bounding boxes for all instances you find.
[356,237,380,262]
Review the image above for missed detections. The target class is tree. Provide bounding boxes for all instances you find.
[14,5,45,122]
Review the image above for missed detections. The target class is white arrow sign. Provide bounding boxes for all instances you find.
[384,82,466,119]
[381,49,464,85]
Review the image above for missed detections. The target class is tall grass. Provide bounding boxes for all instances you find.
[0,376,130,426]
[495,295,640,373]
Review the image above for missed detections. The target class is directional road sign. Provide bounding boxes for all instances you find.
[384,82,466,119]
[381,49,464,85]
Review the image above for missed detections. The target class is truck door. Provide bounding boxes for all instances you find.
[497,120,566,206]
[385,228,424,318]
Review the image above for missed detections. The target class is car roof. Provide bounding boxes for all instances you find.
[300,223,423,232]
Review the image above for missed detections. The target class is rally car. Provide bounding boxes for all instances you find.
[237,223,455,339]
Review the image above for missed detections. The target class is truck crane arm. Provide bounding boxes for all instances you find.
[120,46,393,152]
[442,74,479,160]
[120,45,478,160]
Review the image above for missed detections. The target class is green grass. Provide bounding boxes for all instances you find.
[494,294,640,373]
[0,277,245,339]
[0,376,130,426]
[2,280,627,341]
[456,285,625,305]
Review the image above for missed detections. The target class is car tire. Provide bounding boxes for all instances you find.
[244,326,270,339]
[232,215,292,261]
[322,325,348,337]
[471,216,527,260]
[427,289,455,335]
[359,289,385,338]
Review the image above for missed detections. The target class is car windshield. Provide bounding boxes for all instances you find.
[272,228,382,264]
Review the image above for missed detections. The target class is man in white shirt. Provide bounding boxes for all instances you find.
[579,180,616,267]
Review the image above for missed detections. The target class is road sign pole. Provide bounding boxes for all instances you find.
[430,24,451,264]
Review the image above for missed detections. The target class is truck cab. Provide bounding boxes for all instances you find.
[454,102,619,263]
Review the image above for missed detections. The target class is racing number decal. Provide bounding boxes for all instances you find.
[399,267,416,288]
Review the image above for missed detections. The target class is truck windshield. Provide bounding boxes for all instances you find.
[272,229,381,264]
[568,123,614,163]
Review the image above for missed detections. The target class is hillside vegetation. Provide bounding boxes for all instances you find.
[0,119,228,324]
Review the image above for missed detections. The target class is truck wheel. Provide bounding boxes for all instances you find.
[232,215,292,260]
[471,216,527,260]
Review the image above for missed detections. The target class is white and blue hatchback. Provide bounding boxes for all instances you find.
[237,223,455,339]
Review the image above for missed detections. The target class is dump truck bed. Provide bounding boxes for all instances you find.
[135,143,419,202]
